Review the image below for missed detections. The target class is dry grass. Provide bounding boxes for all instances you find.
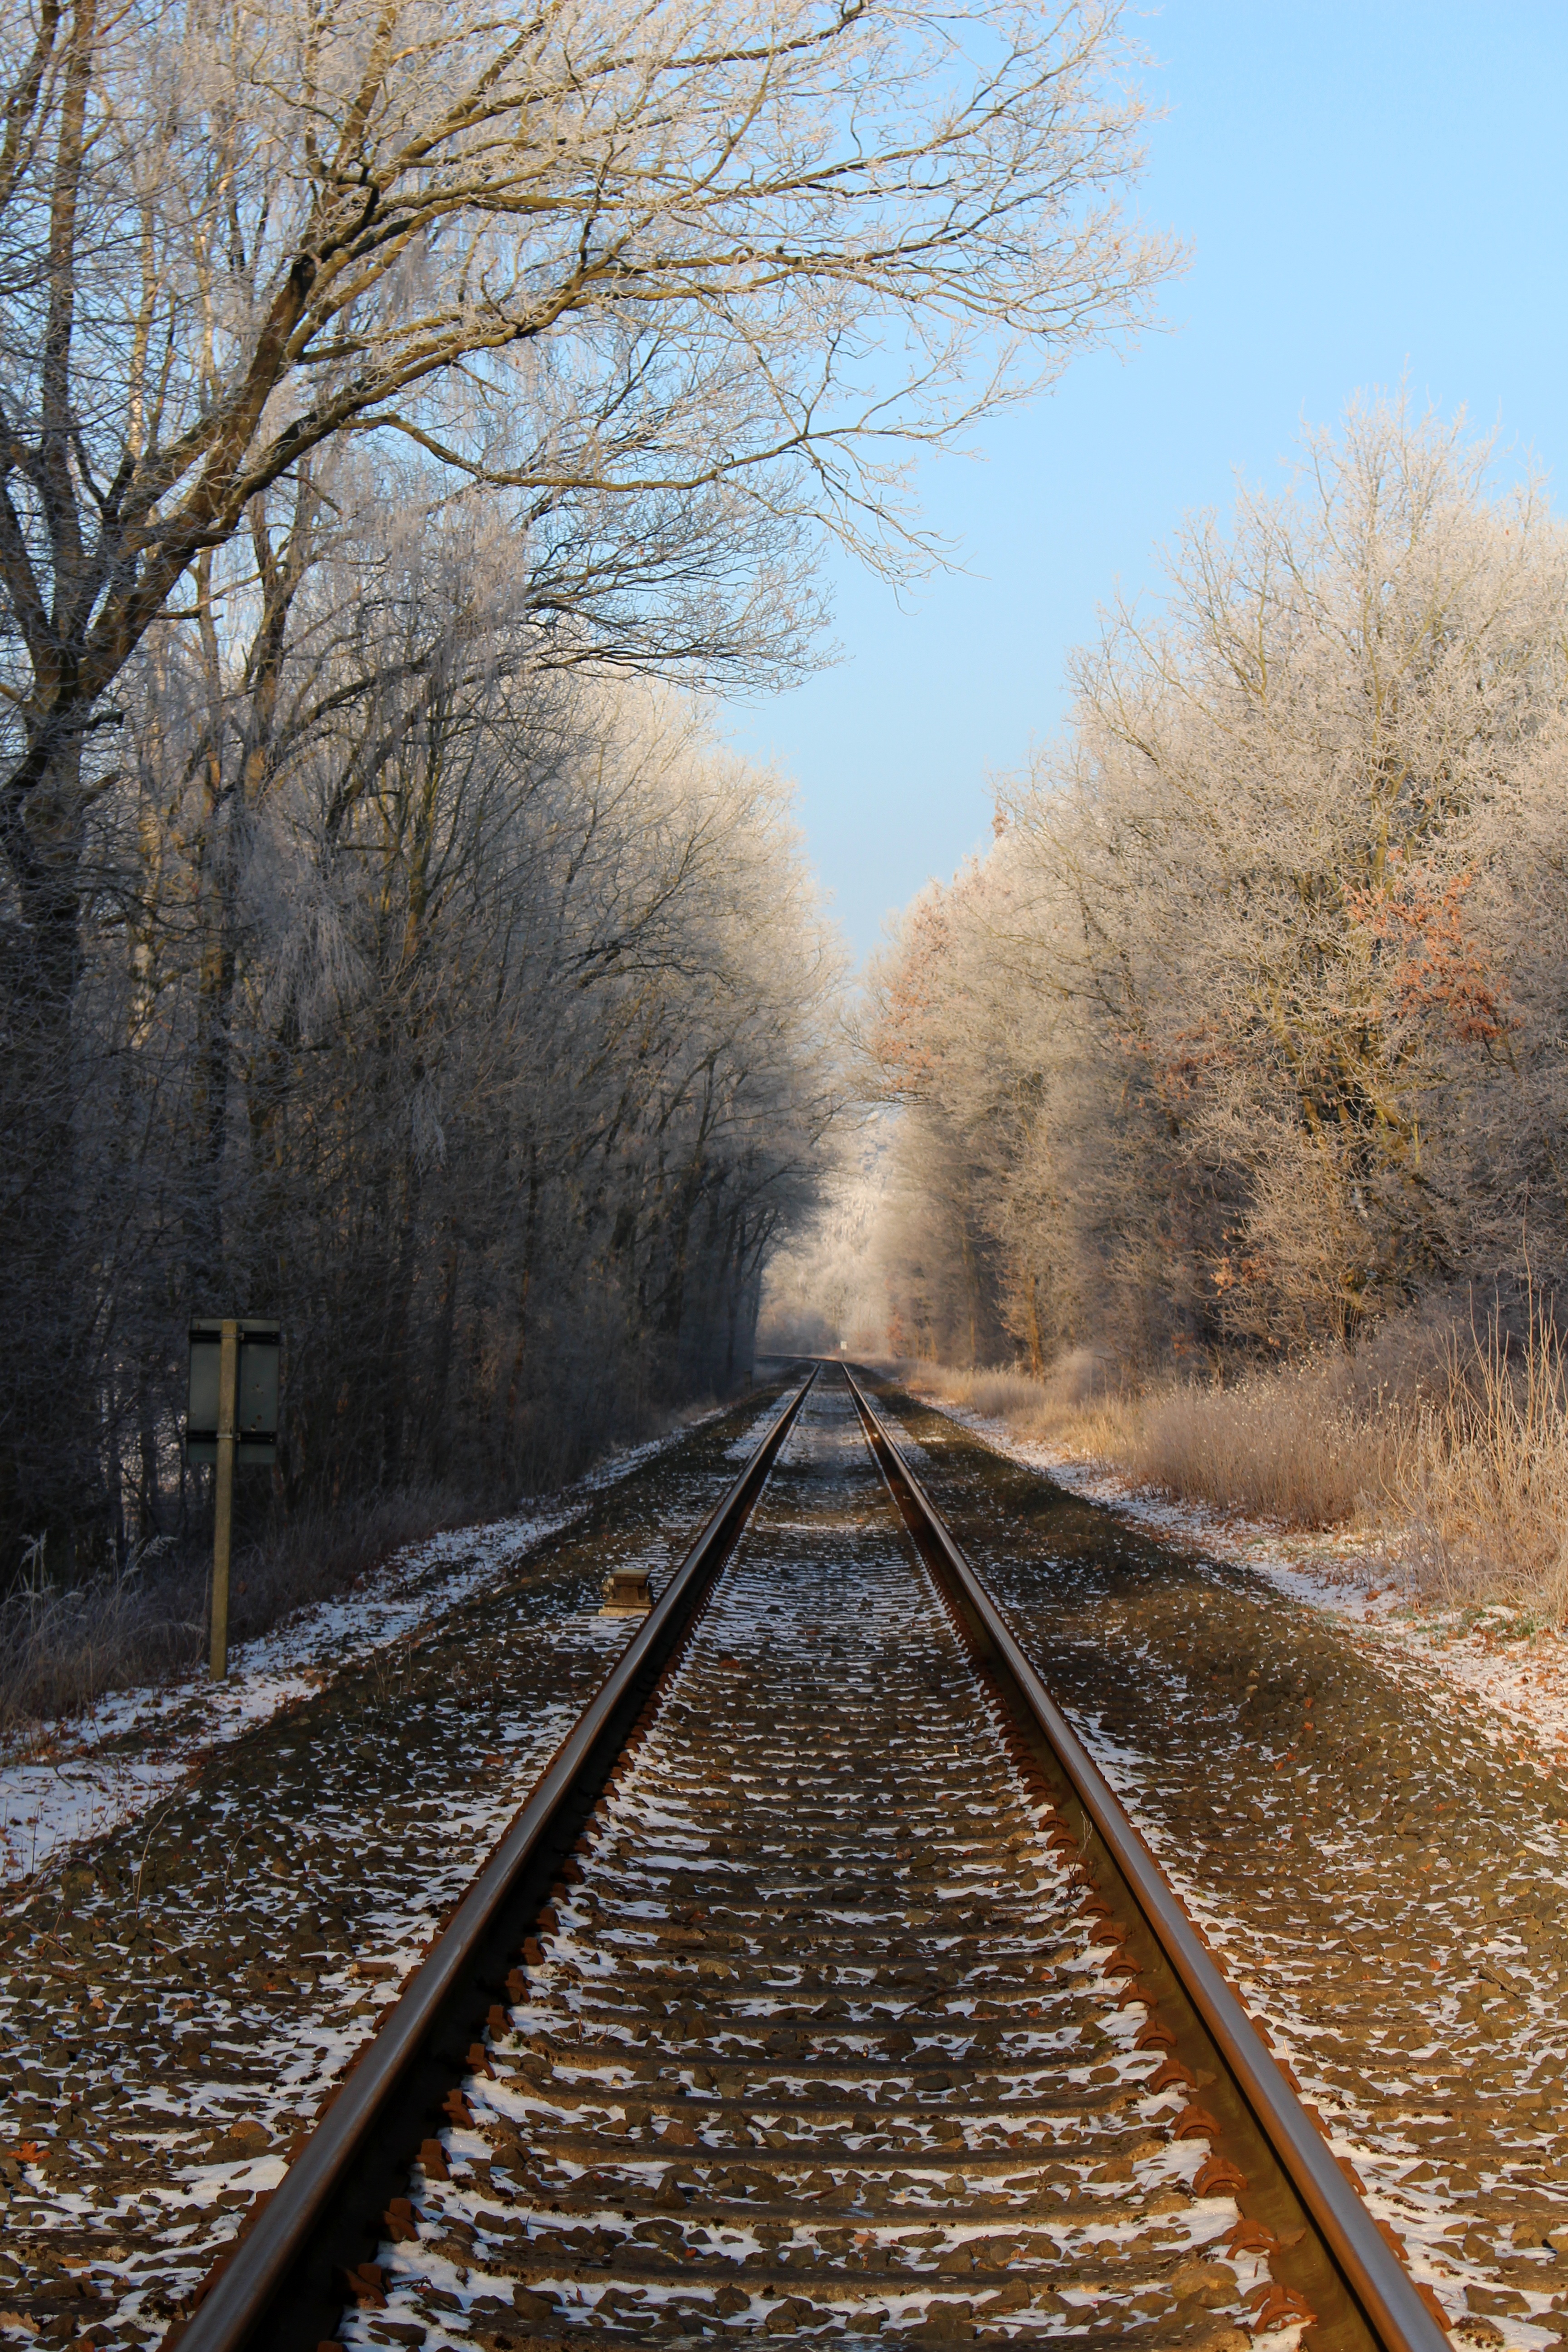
[904,1350,1146,1458]
[1125,1365,1403,1529]
[901,1353,1395,1525]
[0,1561,201,1745]
[1395,1313,1568,1620]
[901,1303,1568,1622]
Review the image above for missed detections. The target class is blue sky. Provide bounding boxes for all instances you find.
[722,0,1568,961]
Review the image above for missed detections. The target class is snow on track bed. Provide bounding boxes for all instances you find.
[0,1512,582,1896]
[0,1388,797,2347]
[0,1406,744,1894]
[871,1378,1568,2350]
[328,1377,1276,2352]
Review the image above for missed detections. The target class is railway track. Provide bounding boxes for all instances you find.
[166,1367,1444,2352]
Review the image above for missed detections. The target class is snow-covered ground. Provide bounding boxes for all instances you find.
[907,1384,1568,1771]
[0,1413,726,1894]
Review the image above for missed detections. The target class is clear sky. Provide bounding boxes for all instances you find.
[721,0,1568,962]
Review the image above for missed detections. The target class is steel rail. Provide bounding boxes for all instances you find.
[844,1363,1448,2352]
[171,1366,818,2352]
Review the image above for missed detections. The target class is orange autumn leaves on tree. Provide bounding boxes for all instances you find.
[1347,861,1515,1050]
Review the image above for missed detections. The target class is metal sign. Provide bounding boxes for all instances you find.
[186,1319,280,1465]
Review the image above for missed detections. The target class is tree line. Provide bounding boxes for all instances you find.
[0,0,1169,1578]
[72,503,847,1560]
[861,406,1568,1383]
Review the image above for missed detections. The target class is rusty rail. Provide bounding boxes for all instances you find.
[843,1362,1448,2352]
[170,1366,817,2352]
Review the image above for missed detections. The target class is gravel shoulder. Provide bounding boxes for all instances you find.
[0,1383,794,2347]
[871,1376,1568,2352]
[906,1390,1568,1775]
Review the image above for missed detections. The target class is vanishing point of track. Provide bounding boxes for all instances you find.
[165,1367,1446,2352]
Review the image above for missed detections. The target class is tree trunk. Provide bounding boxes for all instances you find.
[0,733,93,1568]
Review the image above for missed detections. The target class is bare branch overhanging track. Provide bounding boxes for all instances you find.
[164,1365,1443,2352]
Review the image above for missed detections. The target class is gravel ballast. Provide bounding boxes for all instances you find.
[866,1377,1568,2349]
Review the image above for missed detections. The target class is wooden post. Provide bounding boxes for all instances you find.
[210,1318,239,1680]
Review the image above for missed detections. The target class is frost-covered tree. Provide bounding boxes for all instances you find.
[82,623,848,1553]
[1,0,1174,1553]
[865,402,1568,1375]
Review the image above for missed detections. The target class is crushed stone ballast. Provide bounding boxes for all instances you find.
[157,1368,1439,2352]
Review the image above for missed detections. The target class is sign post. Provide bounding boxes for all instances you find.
[186,1318,280,1680]
[211,1320,239,1679]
